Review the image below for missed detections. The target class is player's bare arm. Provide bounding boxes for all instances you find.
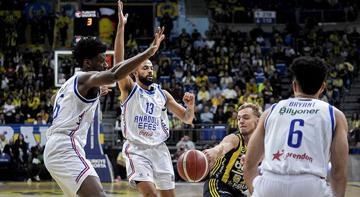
[330,108,349,197]
[244,110,268,194]
[115,0,127,63]
[163,91,195,124]
[203,134,239,168]
[78,26,165,98]
[114,0,134,100]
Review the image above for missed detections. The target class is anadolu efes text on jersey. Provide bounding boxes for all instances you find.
[121,83,170,146]
[261,98,336,178]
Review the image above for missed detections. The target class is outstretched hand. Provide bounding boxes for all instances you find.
[146,26,165,57]
[118,0,128,26]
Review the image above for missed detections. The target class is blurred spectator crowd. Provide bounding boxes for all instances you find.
[0,133,50,181]
[206,0,359,23]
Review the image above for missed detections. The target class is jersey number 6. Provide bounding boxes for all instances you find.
[287,119,304,148]
[53,94,65,120]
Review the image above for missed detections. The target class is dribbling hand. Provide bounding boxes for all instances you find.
[182,92,195,108]
[146,27,165,57]
[203,148,219,169]
[118,0,128,26]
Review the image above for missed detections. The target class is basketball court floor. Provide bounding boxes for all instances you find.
[0,181,359,196]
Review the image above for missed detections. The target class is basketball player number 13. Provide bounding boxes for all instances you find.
[287,119,304,148]
[145,102,154,114]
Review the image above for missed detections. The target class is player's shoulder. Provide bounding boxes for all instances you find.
[156,85,170,99]
[230,131,241,137]
[333,106,346,121]
[76,71,99,82]
[60,73,79,88]
[229,131,242,143]
[261,102,279,118]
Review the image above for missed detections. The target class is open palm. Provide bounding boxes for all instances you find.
[118,0,128,26]
[147,26,165,56]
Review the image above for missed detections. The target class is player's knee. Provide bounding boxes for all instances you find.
[142,190,157,197]
[92,188,107,197]
[136,181,157,197]
[79,189,106,197]
[95,190,107,197]
[140,187,157,197]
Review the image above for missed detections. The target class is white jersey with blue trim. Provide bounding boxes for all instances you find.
[261,98,335,178]
[47,72,100,147]
[121,83,170,146]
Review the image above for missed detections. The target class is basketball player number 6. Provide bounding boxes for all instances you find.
[287,119,304,148]
[53,94,64,119]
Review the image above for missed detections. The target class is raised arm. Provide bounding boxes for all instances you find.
[330,109,348,197]
[244,110,268,194]
[78,27,165,97]
[115,0,127,63]
[164,91,195,124]
[114,0,134,99]
[203,134,240,168]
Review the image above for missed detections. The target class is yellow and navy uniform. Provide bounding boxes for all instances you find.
[203,132,247,197]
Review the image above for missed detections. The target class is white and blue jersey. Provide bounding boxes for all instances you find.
[261,98,335,178]
[121,83,170,146]
[44,72,100,196]
[47,72,100,147]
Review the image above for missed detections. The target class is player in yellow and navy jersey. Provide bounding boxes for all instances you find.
[203,103,262,197]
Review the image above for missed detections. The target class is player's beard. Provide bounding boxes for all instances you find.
[138,74,153,86]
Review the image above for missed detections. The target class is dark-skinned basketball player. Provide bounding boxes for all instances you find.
[203,103,262,197]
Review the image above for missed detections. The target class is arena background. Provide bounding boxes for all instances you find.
[0,0,359,196]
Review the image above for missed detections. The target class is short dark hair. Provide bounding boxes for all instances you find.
[72,38,107,67]
[290,56,328,95]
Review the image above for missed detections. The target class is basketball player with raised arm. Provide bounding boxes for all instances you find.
[115,1,195,197]
[43,27,165,196]
[203,103,262,197]
[244,56,349,197]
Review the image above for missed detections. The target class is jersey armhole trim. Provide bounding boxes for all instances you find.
[328,105,336,139]
[235,133,243,150]
[264,103,277,129]
[74,76,98,103]
[157,84,167,102]
[120,84,138,106]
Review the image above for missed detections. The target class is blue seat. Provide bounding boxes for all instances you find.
[276,63,286,75]
[200,125,227,141]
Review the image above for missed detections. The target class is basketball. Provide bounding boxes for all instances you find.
[177,150,209,182]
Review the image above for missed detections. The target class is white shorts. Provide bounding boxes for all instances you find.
[44,133,98,197]
[252,171,333,197]
[122,140,175,190]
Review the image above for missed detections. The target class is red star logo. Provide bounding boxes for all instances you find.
[272,150,284,161]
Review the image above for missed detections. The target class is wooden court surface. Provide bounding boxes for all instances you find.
[0,181,358,196]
